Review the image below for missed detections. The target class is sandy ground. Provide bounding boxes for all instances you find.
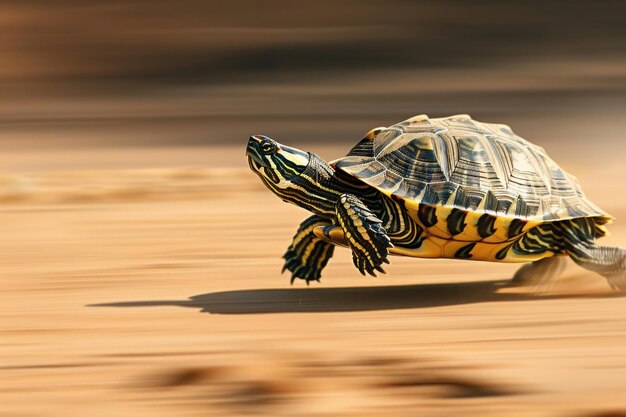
[2,145,626,417]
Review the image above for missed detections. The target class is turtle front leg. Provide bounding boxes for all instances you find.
[283,215,336,284]
[332,194,392,276]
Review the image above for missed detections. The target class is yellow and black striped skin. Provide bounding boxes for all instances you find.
[247,135,376,218]
[333,114,613,262]
[335,194,392,276]
[282,215,335,284]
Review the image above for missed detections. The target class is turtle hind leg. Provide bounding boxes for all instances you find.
[567,244,626,291]
[552,218,626,291]
[511,256,568,288]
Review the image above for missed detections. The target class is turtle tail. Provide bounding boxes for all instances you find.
[553,217,626,291]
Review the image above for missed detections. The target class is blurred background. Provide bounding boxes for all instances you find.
[1,0,625,157]
[3,2,626,417]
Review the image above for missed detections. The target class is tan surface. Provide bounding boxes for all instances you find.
[1,145,626,417]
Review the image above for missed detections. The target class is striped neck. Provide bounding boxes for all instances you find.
[284,153,347,217]
[253,148,378,218]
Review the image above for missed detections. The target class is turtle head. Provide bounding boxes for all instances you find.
[246,135,338,216]
[246,135,310,185]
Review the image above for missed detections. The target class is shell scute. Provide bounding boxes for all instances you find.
[335,114,609,225]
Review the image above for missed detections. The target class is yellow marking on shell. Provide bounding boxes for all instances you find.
[414,135,435,151]
[403,114,429,123]
[430,223,451,238]
[450,211,539,243]
[429,206,453,239]
[522,220,541,233]
[402,200,454,239]
[450,210,482,241]
[388,235,554,263]
[482,216,515,243]
[402,199,428,229]
[400,195,555,245]
[440,239,473,258]
[391,238,442,258]
[364,127,386,140]
[322,221,554,263]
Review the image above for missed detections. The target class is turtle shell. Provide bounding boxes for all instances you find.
[334,114,610,242]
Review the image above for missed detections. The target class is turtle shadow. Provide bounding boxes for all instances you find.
[89,279,623,314]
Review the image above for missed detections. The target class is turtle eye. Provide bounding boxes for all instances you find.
[261,142,277,155]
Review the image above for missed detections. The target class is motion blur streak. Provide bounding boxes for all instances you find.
[1,2,626,417]
[0,1,624,151]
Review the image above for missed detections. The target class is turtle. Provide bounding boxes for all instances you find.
[246,114,625,289]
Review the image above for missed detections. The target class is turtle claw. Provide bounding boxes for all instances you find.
[286,263,325,285]
[304,277,321,286]
[364,263,378,277]
[353,252,388,278]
